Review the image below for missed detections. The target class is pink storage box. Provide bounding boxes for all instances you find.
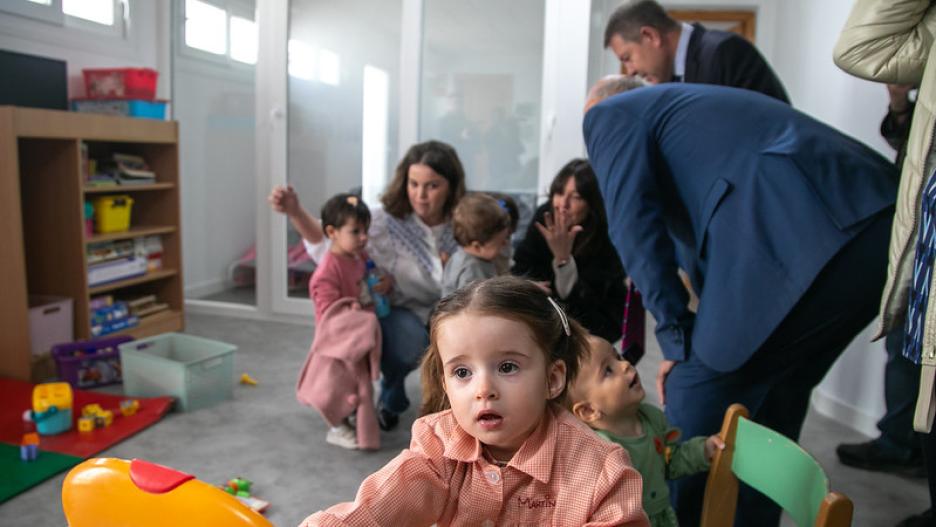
[28,295,74,356]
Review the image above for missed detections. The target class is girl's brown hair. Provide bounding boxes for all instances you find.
[380,140,467,219]
[420,275,589,416]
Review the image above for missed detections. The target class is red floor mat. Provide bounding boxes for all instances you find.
[0,378,173,458]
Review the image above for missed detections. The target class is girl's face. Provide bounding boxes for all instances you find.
[436,312,566,462]
[551,177,589,226]
[407,163,451,226]
[326,218,368,257]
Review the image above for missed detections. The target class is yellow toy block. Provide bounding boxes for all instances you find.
[101,410,114,427]
[78,417,95,433]
[22,432,39,445]
[120,399,140,416]
[33,382,73,413]
[82,404,104,418]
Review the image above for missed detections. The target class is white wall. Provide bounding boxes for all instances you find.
[589,0,893,436]
[771,0,892,438]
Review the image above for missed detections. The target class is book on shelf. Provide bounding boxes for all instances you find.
[126,294,169,318]
[88,257,148,287]
[87,153,156,186]
[91,315,138,338]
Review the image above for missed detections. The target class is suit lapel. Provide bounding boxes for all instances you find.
[684,22,706,83]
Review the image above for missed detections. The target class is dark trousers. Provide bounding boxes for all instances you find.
[666,210,892,527]
[878,327,922,455]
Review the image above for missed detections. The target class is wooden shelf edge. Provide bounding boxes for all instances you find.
[87,226,176,244]
[106,309,183,339]
[84,182,175,194]
[88,268,178,295]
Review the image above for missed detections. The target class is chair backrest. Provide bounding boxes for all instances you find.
[700,404,853,527]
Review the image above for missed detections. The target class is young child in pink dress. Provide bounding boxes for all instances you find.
[299,276,649,526]
[305,193,374,450]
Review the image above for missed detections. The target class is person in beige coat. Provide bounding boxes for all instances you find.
[835,1,936,525]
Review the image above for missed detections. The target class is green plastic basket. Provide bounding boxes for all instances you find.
[119,333,236,412]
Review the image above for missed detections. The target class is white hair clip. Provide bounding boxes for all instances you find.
[547,297,571,337]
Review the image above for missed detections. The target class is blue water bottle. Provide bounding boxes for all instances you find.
[366,259,391,318]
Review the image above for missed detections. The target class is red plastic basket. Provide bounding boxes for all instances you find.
[82,68,158,100]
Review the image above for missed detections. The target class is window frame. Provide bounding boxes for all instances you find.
[1,0,128,38]
[177,0,257,72]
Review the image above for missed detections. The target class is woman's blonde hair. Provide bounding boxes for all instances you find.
[420,276,589,416]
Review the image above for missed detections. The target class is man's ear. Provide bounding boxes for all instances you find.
[572,401,602,424]
[547,359,567,400]
[640,26,662,47]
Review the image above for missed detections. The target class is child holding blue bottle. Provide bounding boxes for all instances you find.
[304,193,383,450]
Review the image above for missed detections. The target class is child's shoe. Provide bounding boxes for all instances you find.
[326,424,358,450]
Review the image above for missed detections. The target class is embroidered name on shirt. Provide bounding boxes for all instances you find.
[517,496,557,510]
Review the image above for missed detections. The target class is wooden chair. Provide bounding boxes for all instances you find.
[700,404,853,527]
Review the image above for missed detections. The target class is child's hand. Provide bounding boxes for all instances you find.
[268,185,300,216]
[704,434,725,462]
[372,273,394,295]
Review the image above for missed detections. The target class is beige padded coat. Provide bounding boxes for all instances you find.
[834,0,936,433]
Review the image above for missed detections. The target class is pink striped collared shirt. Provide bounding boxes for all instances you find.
[300,405,649,527]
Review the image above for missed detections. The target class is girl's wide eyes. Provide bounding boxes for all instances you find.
[453,367,471,379]
[498,362,519,374]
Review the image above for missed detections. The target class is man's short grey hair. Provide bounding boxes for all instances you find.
[588,75,647,103]
[604,0,679,47]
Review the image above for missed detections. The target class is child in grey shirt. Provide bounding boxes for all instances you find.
[441,193,512,297]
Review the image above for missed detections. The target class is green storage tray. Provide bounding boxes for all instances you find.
[119,333,236,412]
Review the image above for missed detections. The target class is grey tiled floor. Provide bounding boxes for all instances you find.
[0,313,927,526]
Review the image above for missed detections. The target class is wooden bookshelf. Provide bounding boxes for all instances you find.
[0,106,185,381]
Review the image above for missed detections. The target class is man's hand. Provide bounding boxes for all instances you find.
[887,84,913,114]
[656,359,677,405]
[704,434,726,462]
[535,209,583,263]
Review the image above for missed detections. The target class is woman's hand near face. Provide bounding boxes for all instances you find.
[535,208,583,263]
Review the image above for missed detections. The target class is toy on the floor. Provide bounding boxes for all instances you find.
[239,373,258,386]
[222,476,270,513]
[20,432,39,461]
[120,398,140,416]
[83,403,114,426]
[32,382,73,435]
[62,458,274,527]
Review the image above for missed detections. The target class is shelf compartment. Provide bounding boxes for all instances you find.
[104,309,183,339]
[89,268,177,295]
[84,182,175,194]
[87,225,175,244]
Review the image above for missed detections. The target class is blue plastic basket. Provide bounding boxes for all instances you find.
[71,98,167,120]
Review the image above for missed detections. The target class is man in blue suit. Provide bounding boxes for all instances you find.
[584,77,897,526]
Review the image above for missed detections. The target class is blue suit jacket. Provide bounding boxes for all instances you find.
[584,84,897,372]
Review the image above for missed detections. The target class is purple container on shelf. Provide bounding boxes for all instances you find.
[51,336,133,388]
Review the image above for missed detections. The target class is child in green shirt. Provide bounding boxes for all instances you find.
[566,335,724,526]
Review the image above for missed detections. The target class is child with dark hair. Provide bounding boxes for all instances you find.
[301,193,378,451]
[441,193,512,297]
[485,192,521,275]
[300,276,649,526]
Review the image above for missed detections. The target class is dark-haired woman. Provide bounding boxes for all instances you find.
[270,140,466,430]
[512,158,627,343]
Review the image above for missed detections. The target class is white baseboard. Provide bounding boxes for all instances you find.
[184,277,227,298]
[810,388,879,438]
[185,298,311,327]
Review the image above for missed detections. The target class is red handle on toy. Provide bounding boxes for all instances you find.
[129,458,194,494]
